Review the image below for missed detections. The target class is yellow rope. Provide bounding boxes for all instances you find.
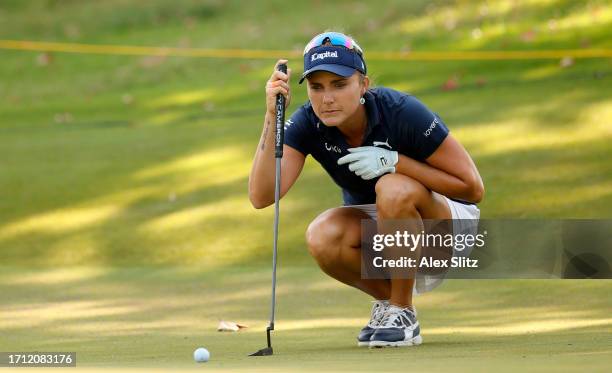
[1,39,611,61]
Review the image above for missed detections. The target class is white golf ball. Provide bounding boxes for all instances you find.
[193,347,210,363]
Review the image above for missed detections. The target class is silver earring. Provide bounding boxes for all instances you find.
[359,97,365,105]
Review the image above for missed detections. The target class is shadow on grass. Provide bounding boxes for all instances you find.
[0,265,611,360]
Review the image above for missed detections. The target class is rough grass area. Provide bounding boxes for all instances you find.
[0,0,610,266]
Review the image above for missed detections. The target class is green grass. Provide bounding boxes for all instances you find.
[1,266,611,372]
[0,0,611,371]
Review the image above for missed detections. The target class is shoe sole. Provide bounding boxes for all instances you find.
[357,341,370,347]
[368,335,423,348]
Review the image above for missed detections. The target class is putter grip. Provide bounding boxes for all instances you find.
[274,64,287,158]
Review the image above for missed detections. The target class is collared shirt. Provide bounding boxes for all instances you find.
[284,87,452,205]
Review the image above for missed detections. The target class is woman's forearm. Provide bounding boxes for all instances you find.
[248,112,277,208]
[395,154,483,203]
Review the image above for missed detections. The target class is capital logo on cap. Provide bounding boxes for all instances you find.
[311,50,339,62]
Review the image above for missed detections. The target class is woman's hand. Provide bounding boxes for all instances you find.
[265,59,292,116]
[338,146,399,180]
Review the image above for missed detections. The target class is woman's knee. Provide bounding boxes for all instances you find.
[305,208,362,266]
[306,210,345,263]
[375,174,427,217]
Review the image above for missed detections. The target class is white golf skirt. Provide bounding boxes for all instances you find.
[345,192,481,294]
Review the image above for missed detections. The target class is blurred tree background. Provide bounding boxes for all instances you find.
[0,0,610,267]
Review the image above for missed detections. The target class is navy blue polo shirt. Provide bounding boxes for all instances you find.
[284,87,451,205]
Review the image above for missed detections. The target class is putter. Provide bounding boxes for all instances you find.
[250,63,287,357]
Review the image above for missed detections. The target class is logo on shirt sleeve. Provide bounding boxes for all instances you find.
[423,117,439,138]
[284,118,294,130]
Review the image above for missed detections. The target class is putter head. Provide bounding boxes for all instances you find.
[249,347,273,356]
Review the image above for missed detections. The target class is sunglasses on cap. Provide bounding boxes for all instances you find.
[303,32,364,56]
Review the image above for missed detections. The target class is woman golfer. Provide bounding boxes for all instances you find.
[249,31,484,348]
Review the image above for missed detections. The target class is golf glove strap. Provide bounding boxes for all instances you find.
[337,146,399,180]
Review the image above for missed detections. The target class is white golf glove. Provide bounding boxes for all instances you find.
[337,146,399,180]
